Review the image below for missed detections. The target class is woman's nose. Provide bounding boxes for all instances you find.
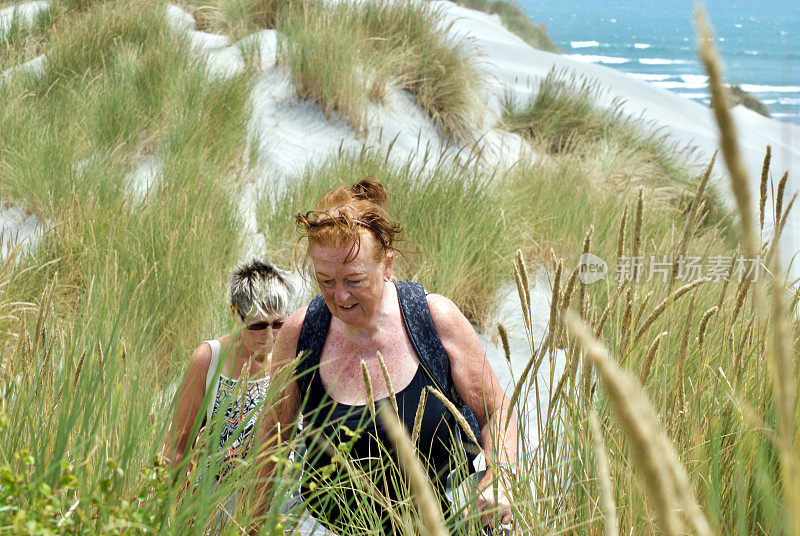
[334,283,350,303]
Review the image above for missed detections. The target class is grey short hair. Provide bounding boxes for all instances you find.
[229,259,295,320]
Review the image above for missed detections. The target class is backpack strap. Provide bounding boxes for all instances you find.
[395,281,450,390]
[394,281,481,463]
[295,294,332,395]
[204,339,222,423]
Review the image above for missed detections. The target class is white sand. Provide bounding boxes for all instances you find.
[0,1,49,40]
[0,204,43,258]
[125,157,162,202]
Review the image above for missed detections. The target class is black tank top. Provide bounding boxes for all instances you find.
[296,290,462,534]
[300,364,457,532]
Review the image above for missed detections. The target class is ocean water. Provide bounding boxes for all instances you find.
[518,0,800,124]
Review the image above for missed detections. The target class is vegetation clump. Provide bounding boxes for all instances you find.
[453,0,560,53]
[726,84,772,117]
[501,69,616,152]
[176,0,312,39]
[500,68,733,256]
[277,0,485,141]
[0,0,253,357]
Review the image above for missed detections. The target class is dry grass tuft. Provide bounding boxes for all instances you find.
[497,323,511,363]
[639,330,668,385]
[426,387,481,449]
[696,8,757,260]
[775,171,788,231]
[566,312,712,536]
[376,351,398,415]
[360,360,376,418]
[589,410,619,536]
[411,387,428,445]
[514,256,532,334]
[634,278,708,343]
[380,402,449,536]
[615,205,628,261]
[759,145,771,233]
[548,258,563,345]
[696,306,718,349]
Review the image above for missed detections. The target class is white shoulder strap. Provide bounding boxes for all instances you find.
[204,339,222,423]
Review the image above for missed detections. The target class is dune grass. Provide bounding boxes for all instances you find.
[498,139,796,536]
[277,0,485,141]
[501,69,734,239]
[0,0,265,533]
[501,70,619,152]
[502,68,694,170]
[175,0,310,40]
[503,144,736,279]
[1,0,256,357]
[454,0,560,53]
[0,4,51,69]
[500,17,798,534]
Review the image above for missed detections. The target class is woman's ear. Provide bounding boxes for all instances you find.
[230,304,240,322]
[384,251,394,281]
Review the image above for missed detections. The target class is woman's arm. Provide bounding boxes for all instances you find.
[427,294,517,527]
[164,343,212,468]
[249,307,305,532]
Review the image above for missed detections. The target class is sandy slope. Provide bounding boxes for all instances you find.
[436,0,800,278]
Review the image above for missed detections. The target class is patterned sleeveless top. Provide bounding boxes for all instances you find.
[200,369,270,481]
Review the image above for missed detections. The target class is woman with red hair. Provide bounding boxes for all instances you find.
[257,180,516,535]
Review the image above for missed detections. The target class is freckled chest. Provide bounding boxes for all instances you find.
[318,312,419,405]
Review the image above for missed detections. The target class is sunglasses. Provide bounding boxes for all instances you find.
[246,319,285,331]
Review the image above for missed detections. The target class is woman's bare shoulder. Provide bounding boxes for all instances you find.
[271,306,308,366]
[284,306,309,336]
[426,293,484,360]
[426,293,467,333]
[188,341,213,376]
[174,342,213,398]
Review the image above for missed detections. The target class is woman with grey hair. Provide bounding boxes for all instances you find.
[165,258,295,532]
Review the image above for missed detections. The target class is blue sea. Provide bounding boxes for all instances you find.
[518,0,800,124]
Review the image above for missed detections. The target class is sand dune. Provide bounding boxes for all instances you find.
[436,0,799,278]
